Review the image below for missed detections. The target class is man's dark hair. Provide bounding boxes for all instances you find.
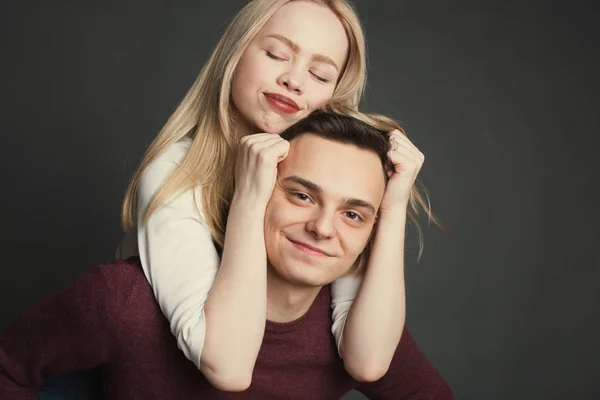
[280,110,393,177]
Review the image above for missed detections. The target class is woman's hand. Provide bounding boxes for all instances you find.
[380,130,425,214]
[233,134,290,206]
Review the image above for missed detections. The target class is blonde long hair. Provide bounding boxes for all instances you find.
[121,0,368,247]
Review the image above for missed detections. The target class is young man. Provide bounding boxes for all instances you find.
[0,112,453,399]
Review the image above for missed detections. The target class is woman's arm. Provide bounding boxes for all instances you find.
[338,209,407,382]
[142,186,266,391]
[199,195,268,391]
[200,134,290,390]
[134,143,221,373]
[136,155,265,391]
[338,130,425,381]
[136,136,287,391]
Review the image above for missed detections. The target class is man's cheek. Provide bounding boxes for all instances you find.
[352,234,372,258]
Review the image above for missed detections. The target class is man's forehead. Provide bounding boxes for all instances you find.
[278,134,386,205]
[282,133,374,166]
[282,134,344,168]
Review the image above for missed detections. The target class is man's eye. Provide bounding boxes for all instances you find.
[293,192,311,202]
[345,211,362,221]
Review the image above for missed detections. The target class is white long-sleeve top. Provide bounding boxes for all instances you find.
[117,137,362,368]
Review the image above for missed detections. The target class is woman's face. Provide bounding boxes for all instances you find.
[231,1,350,136]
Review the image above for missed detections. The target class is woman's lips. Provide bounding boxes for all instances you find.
[264,93,300,115]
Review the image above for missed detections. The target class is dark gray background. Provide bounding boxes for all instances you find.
[2,1,599,399]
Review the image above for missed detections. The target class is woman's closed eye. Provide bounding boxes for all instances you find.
[310,71,330,83]
[266,51,286,61]
[266,51,331,83]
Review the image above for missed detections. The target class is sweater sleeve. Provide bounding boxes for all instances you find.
[134,140,220,369]
[0,263,128,400]
[355,328,454,400]
[330,272,363,356]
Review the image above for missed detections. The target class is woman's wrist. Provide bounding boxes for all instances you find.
[378,202,408,222]
[231,188,270,210]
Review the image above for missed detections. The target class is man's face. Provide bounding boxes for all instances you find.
[264,133,386,287]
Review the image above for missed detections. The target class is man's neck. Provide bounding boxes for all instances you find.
[266,269,323,323]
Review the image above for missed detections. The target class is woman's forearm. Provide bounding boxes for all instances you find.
[200,195,268,390]
[341,207,407,382]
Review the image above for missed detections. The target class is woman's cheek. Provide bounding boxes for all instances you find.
[237,52,266,84]
[312,91,335,110]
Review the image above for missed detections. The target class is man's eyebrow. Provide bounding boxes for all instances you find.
[344,198,376,216]
[266,34,340,72]
[282,175,376,215]
[282,176,323,194]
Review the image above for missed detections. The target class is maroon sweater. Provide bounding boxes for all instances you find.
[0,258,454,399]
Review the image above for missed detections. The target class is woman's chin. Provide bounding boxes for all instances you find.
[254,113,297,135]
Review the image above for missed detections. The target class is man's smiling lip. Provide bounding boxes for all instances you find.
[288,238,333,257]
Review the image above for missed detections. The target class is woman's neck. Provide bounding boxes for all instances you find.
[231,110,256,139]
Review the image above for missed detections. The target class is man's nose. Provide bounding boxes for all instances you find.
[306,209,336,240]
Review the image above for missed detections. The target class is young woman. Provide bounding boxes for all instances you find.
[118,0,436,390]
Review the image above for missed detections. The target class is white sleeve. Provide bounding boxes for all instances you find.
[136,142,220,369]
[330,272,363,358]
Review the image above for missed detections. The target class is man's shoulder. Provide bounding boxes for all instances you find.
[355,329,455,399]
[88,257,145,281]
[82,257,154,308]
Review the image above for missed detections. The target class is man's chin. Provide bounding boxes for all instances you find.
[285,268,335,289]
[288,278,328,289]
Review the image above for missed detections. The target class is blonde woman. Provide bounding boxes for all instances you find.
[119,0,435,390]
